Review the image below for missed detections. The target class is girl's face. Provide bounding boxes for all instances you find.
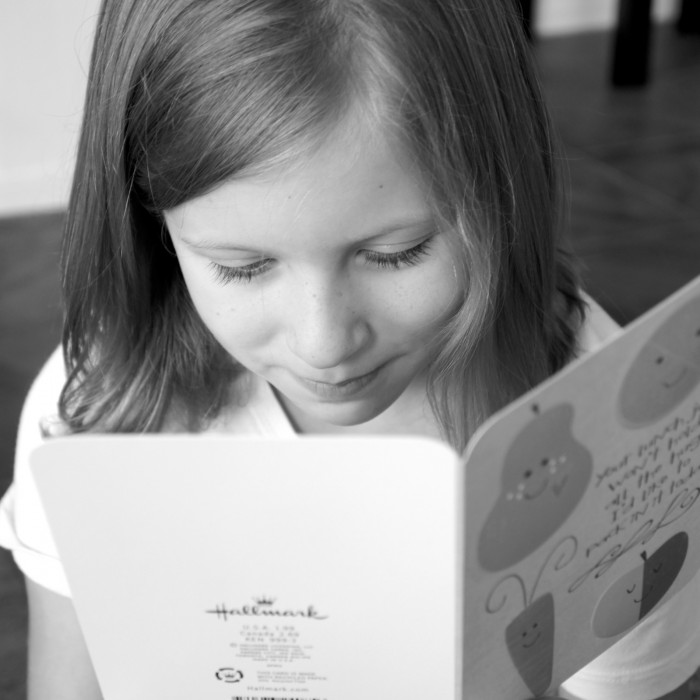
[164,121,463,435]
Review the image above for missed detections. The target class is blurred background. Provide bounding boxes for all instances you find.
[1,1,699,697]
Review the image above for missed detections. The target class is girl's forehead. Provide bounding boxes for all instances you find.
[164,120,433,250]
[183,110,414,191]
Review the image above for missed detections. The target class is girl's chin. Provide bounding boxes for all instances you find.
[275,390,400,434]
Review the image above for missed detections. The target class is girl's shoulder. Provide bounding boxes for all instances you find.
[19,347,295,438]
[19,345,66,440]
[164,370,296,437]
[1,346,69,594]
[578,293,622,355]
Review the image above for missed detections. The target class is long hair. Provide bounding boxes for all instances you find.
[60,0,584,446]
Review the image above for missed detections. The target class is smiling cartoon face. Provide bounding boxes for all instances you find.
[478,404,592,572]
[619,296,700,428]
[505,593,554,697]
[593,531,689,638]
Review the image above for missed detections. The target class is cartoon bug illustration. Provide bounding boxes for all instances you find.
[593,531,689,638]
[478,404,592,572]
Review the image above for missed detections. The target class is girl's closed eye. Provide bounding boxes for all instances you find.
[362,236,434,270]
[208,236,435,285]
[208,258,273,284]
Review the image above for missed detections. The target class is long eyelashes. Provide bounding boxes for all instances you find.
[208,237,434,285]
[362,238,433,270]
[209,259,270,284]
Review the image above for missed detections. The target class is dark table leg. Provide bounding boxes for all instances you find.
[611,0,653,86]
[678,0,700,34]
[512,0,534,40]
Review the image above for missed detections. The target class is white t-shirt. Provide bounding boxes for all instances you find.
[2,299,699,699]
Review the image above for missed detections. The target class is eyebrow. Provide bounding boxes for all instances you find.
[180,216,436,253]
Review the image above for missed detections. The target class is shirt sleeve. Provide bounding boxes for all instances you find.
[0,347,71,596]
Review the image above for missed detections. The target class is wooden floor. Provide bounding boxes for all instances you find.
[1,25,699,699]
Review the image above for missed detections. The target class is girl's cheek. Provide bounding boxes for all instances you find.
[390,272,461,333]
[202,291,278,351]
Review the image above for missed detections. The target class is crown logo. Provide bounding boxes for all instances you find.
[254,596,276,606]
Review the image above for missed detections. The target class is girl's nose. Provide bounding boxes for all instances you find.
[286,278,372,370]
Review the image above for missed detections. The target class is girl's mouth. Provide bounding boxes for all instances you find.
[296,362,388,400]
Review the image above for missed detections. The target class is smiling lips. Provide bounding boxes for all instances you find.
[662,366,689,389]
[296,362,388,400]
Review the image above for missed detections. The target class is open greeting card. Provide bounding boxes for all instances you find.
[31,275,700,700]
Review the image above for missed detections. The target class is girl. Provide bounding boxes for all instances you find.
[1,0,699,698]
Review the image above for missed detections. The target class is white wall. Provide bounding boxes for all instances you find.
[536,0,680,35]
[0,0,683,217]
[0,1,99,216]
